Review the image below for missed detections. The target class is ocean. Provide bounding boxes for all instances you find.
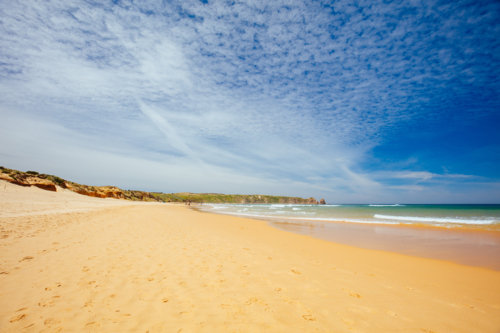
[201,204,500,228]
[198,203,500,269]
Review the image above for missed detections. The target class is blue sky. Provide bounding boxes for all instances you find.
[1,0,499,203]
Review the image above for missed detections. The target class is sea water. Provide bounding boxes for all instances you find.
[199,203,500,269]
[203,204,500,228]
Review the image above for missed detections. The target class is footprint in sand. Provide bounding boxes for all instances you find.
[39,326,63,333]
[10,314,26,322]
[44,318,61,327]
[83,301,93,308]
[19,256,34,262]
[342,288,362,298]
[292,270,301,274]
[85,322,100,327]
[387,310,397,316]
[302,314,317,321]
[45,283,62,291]
[162,298,169,303]
[39,296,60,307]
[244,298,258,305]
[16,307,28,312]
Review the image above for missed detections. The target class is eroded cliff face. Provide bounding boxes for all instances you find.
[0,173,57,192]
[63,183,125,199]
[0,167,162,202]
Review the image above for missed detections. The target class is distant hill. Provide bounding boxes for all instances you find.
[152,193,324,204]
[0,166,325,204]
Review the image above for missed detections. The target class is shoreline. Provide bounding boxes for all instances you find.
[195,204,500,231]
[190,202,500,231]
[1,184,500,332]
[192,205,500,271]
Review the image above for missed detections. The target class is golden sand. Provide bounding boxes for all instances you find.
[1,180,499,332]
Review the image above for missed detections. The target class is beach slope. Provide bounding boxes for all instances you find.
[1,180,499,332]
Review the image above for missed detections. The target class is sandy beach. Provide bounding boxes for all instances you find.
[1,180,500,332]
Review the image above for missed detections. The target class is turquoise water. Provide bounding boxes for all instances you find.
[203,204,500,227]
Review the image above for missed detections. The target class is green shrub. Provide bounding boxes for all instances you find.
[52,176,64,185]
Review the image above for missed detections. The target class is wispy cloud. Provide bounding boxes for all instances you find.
[0,0,499,203]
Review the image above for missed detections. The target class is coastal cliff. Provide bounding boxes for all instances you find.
[0,166,325,204]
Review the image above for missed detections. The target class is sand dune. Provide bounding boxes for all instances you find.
[1,180,499,332]
[0,180,159,218]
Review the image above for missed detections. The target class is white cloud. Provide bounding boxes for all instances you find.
[0,0,498,203]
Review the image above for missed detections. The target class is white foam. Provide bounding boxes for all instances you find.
[374,214,498,225]
[210,211,400,225]
[369,204,405,207]
[202,205,499,227]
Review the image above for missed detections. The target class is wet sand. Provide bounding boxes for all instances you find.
[194,206,500,271]
[1,182,500,332]
[268,219,500,271]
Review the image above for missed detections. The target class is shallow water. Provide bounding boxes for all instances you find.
[268,219,500,271]
[196,204,500,270]
[205,203,500,228]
